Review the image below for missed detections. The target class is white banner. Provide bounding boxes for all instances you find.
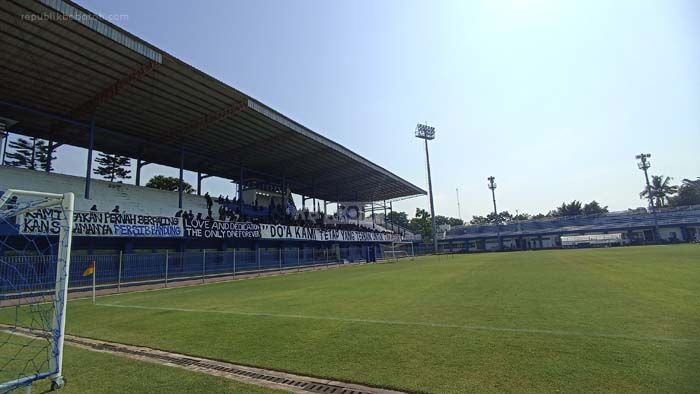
[19,209,183,238]
[260,224,399,242]
[337,202,365,222]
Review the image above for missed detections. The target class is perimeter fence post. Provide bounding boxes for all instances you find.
[233,249,236,279]
[279,248,282,273]
[257,248,261,276]
[165,250,169,288]
[117,251,122,293]
[202,250,206,283]
[325,248,329,268]
[297,247,300,272]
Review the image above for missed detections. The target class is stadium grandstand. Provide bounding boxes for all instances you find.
[438,205,700,252]
[0,0,425,288]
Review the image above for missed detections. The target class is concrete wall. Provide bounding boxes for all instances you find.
[0,166,211,217]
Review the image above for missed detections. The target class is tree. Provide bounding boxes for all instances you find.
[5,137,55,171]
[512,213,531,221]
[447,217,464,226]
[582,200,609,215]
[434,215,464,227]
[669,177,700,207]
[554,201,583,216]
[6,137,36,169]
[470,211,512,225]
[640,175,678,207]
[93,152,131,182]
[36,140,56,172]
[470,215,488,225]
[145,175,194,194]
[386,211,410,228]
[409,208,433,241]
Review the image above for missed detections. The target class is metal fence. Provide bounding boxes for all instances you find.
[1,245,390,297]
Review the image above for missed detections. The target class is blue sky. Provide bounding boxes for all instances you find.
[15,0,700,220]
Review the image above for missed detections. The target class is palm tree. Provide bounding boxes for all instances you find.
[640,175,678,207]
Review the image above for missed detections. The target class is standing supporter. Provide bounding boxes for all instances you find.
[204,192,213,210]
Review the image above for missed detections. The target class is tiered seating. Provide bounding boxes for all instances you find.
[0,166,211,217]
[447,206,700,240]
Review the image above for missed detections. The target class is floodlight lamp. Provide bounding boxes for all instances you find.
[415,123,436,140]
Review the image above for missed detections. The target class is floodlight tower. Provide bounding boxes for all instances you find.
[636,153,660,241]
[488,176,503,250]
[415,123,438,253]
[456,188,462,221]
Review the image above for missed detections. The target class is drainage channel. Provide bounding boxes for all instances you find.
[3,326,406,394]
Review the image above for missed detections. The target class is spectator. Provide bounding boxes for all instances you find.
[112,205,120,213]
[175,210,183,217]
[90,204,98,211]
[196,212,203,221]
[187,210,194,220]
[204,192,213,210]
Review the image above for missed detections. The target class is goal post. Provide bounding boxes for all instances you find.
[380,241,415,262]
[0,189,75,392]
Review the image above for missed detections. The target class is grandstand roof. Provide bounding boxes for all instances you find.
[0,0,426,202]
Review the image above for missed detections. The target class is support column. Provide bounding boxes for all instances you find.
[197,172,212,196]
[135,159,150,186]
[238,166,244,210]
[389,201,394,232]
[84,116,95,199]
[383,200,387,227]
[45,140,54,172]
[0,131,8,165]
[178,146,184,209]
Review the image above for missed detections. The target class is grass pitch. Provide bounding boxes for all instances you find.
[3,245,700,393]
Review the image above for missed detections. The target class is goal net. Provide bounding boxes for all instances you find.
[0,190,74,392]
[380,242,415,261]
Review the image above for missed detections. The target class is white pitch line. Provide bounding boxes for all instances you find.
[95,303,699,344]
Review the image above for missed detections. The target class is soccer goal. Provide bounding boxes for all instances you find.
[0,190,75,393]
[380,242,415,262]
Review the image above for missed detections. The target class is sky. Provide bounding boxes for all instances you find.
[6,0,699,220]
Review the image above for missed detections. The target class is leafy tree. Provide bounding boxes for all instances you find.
[409,208,433,241]
[470,211,512,224]
[93,152,131,182]
[386,211,410,228]
[447,217,464,226]
[555,200,583,216]
[640,175,678,207]
[669,177,700,207]
[434,215,465,227]
[512,213,531,221]
[470,215,488,225]
[488,210,513,224]
[582,200,609,215]
[531,213,547,220]
[145,175,194,194]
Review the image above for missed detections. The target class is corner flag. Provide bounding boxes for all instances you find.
[82,261,96,276]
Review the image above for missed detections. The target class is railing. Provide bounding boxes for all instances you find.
[0,246,393,298]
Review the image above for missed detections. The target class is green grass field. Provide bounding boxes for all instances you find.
[1,343,282,394]
[3,245,700,393]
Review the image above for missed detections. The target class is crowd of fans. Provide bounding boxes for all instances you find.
[170,192,393,234]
